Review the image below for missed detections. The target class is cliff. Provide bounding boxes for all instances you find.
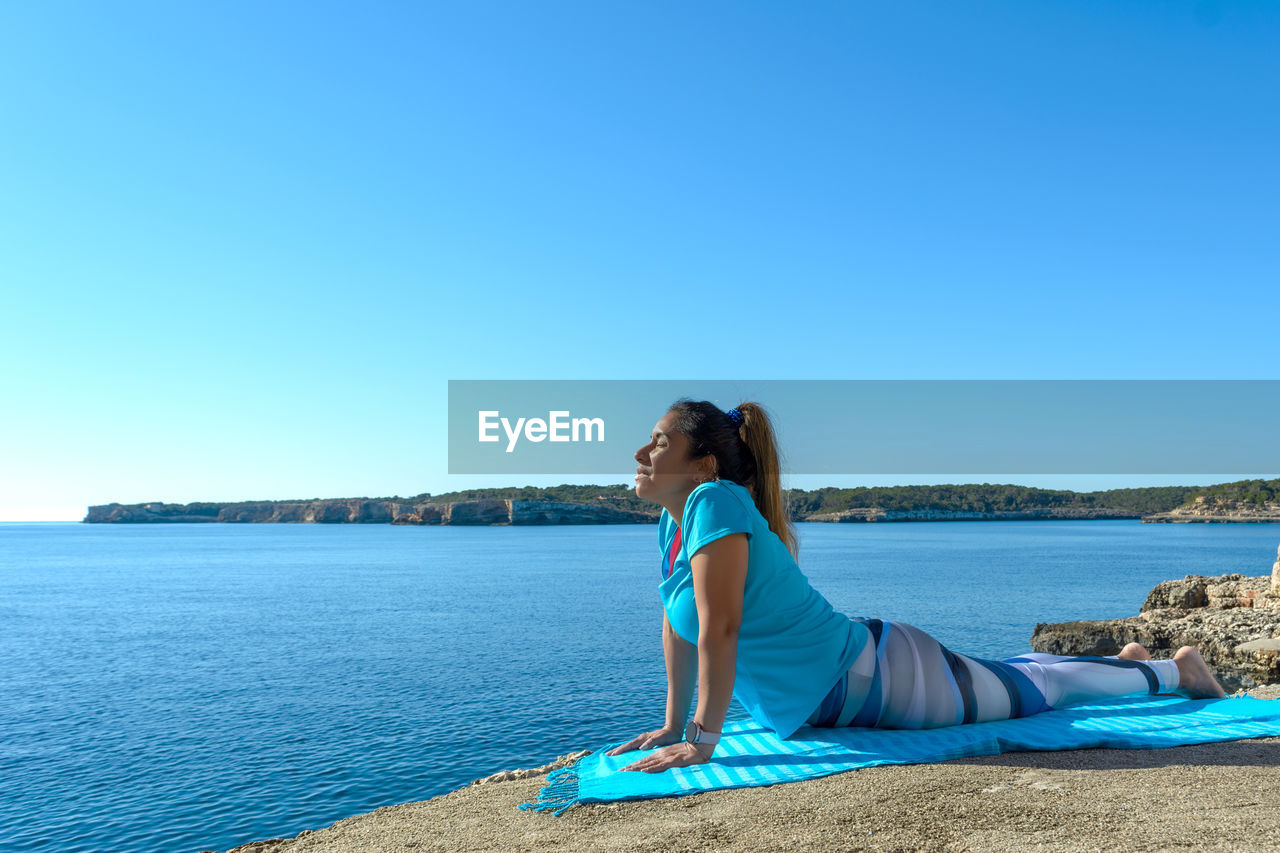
[1142,495,1280,523]
[1029,545,1280,691]
[83,498,656,525]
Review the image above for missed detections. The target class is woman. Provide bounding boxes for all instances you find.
[608,398,1228,774]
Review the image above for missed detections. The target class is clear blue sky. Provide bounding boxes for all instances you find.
[2,1,1276,521]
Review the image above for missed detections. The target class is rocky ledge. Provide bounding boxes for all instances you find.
[1142,495,1280,523]
[84,499,656,525]
[1030,545,1280,691]
[207,548,1280,853]
[215,682,1280,853]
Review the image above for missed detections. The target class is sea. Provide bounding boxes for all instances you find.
[2,519,1277,852]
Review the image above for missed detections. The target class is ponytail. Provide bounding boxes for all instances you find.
[734,402,798,560]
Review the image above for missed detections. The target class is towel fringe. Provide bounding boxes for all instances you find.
[517,763,582,816]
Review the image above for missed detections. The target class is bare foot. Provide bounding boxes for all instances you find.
[1173,646,1228,699]
[1116,642,1151,661]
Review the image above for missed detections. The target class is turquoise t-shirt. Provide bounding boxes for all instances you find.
[657,479,870,739]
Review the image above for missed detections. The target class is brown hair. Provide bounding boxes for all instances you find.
[666,398,798,560]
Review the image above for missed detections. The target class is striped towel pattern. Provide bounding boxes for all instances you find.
[519,694,1280,815]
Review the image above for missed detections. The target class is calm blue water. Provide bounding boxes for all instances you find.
[2,520,1277,852]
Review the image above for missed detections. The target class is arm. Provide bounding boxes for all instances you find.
[663,609,698,731]
[605,615,693,762]
[690,531,749,740]
[617,530,749,772]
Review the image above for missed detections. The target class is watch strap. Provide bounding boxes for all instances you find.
[685,720,721,745]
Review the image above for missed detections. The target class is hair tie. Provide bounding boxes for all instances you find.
[726,407,743,427]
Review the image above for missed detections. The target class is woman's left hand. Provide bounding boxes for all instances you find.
[619,741,714,772]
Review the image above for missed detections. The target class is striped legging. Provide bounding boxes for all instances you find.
[805,617,1182,729]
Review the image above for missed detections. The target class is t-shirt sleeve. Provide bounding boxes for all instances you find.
[683,485,753,558]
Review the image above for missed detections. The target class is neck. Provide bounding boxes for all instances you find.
[661,483,702,528]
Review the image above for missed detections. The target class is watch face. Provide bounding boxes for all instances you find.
[685,721,698,743]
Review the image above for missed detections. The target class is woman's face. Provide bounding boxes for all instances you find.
[633,411,708,503]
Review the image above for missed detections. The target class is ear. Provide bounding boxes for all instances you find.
[697,455,719,482]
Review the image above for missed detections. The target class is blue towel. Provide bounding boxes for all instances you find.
[519,695,1280,815]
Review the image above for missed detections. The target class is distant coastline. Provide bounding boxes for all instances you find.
[83,479,1280,524]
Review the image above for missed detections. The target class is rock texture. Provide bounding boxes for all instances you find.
[218,500,395,524]
[84,498,657,525]
[1142,495,1280,523]
[81,502,222,523]
[467,750,592,787]
[1030,554,1280,691]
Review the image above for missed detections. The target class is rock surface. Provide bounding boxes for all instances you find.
[467,750,592,786]
[205,554,1280,853]
[1031,567,1280,690]
[212,685,1280,853]
[83,502,224,523]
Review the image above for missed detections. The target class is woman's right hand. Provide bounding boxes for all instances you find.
[605,725,683,756]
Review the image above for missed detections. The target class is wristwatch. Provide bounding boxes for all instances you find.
[684,720,721,747]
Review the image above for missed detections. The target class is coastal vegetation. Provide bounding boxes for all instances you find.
[400,482,1204,519]
[85,479,1280,523]
[1190,478,1280,507]
[785,483,1201,517]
